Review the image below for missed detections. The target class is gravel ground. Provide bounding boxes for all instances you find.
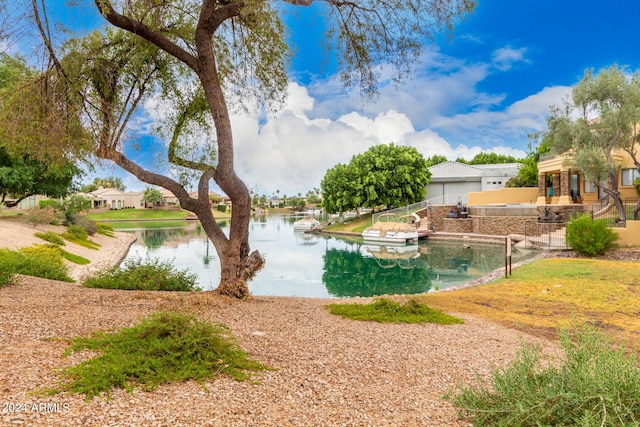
[0,219,561,426]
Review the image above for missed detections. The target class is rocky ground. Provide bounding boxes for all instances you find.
[0,219,573,426]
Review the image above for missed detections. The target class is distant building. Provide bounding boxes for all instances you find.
[89,188,144,209]
[425,161,521,204]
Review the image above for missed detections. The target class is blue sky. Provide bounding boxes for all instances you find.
[5,1,640,196]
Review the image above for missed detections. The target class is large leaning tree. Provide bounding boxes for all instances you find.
[546,65,640,223]
[14,0,475,298]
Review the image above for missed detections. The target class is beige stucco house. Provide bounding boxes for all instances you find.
[535,149,639,206]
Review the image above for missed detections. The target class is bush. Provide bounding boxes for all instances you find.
[566,213,618,256]
[23,207,56,227]
[83,256,200,292]
[448,323,640,426]
[0,246,72,286]
[39,199,62,210]
[327,298,463,325]
[217,203,227,213]
[46,312,270,399]
[65,224,88,240]
[72,215,98,236]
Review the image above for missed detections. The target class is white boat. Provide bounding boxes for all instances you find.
[361,213,419,244]
[293,216,321,230]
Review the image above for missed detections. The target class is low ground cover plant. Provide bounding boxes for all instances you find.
[96,222,115,237]
[327,298,463,324]
[448,323,640,426]
[0,246,72,286]
[35,231,66,245]
[566,213,618,256]
[45,312,270,399]
[84,256,200,291]
[61,225,100,250]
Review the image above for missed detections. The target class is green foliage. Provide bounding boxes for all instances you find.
[456,152,519,165]
[545,65,640,221]
[62,225,100,250]
[39,199,61,210]
[96,222,115,237]
[0,245,72,286]
[71,215,98,236]
[566,214,618,257]
[321,143,430,214]
[635,177,640,196]
[327,298,463,325]
[217,203,227,213]
[143,187,163,205]
[425,154,448,167]
[34,243,90,265]
[46,312,271,399]
[65,224,88,240]
[506,133,551,188]
[35,231,66,246]
[0,146,82,208]
[448,323,640,427]
[84,256,200,292]
[92,176,125,192]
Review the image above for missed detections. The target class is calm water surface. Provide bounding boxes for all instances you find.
[114,214,538,298]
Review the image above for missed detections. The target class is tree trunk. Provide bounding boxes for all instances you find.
[633,199,640,220]
[602,187,626,224]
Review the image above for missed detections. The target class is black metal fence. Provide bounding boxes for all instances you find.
[524,220,568,249]
[582,197,639,227]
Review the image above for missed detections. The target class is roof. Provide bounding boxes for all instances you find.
[90,188,126,197]
[428,161,521,181]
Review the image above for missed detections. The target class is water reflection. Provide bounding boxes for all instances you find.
[323,246,431,297]
[114,215,538,298]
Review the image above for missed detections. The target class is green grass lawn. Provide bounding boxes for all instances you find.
[421,255,640,348]
[87,208,231,221]
[87,209,191,221]
[323,213,372,234]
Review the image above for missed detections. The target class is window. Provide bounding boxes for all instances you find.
[621,168,640,186]
[584,181,596,193]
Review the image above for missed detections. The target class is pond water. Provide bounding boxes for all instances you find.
[113,214,538,298]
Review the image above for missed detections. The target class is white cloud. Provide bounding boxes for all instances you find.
[103,46,574,197]
[491,46,529,71]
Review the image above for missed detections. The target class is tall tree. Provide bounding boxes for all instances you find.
[506,132,550,188]
[425,154,448,167]
[93,176,126,192]
[546,65,640,222]
[321,143,430,213]
[18,0,475,298]
[456,152,519,165]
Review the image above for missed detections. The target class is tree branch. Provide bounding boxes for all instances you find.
[93,0,199,72]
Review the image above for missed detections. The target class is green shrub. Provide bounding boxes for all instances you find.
[0,246,72,286]
[34,231,66,246]
[39,199,61,210]
[72,215,98,236]
[62,225,100,250]
[65,224,88,240]
[217,203,227,213]
[327,298,463,325]
[566,213,619,256]
[45,312,271,399]
[83,257,200,292]
[448,323,640,427]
